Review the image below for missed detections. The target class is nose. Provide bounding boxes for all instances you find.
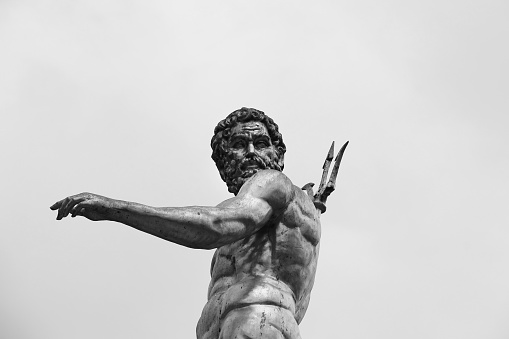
[246,142,255,155]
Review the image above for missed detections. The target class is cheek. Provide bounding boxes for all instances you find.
[260,149,277,161]
[227,150,244,159]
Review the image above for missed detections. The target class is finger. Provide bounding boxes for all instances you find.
[71,205,85,218]
[62,197,86,218]
[56,197,71,220]
[78,207,86,217]
[71,201,90,218]
[71,204,78,218]
[60,198,75,219]
[301,183,315,199]
[50,200,63,210]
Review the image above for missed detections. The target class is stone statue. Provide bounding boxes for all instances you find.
[50,108,348,339]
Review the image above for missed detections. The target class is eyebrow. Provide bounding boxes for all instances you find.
[230,132,269,139]
[243,126,262,131]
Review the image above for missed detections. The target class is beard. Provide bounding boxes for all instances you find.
[223,154,282,195]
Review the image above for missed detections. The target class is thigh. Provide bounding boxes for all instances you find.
[219,305,301,339]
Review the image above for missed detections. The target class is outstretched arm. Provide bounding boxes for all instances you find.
[50,170,294,249]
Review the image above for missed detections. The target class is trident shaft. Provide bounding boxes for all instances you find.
[302,140,349,214]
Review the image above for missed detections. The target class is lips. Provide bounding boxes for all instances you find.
[239,158,265,171]
[241,161,259,170]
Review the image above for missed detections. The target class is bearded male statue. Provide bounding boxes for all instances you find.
[50,107,347,339]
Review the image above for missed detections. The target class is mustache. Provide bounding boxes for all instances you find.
[223,155,269,179]
[238,156,268,171]
[220,151,283,195]
[221,154,282,194]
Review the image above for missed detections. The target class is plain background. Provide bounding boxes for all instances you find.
[1,0,508,338]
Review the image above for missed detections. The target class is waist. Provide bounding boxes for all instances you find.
[210,274,296,318]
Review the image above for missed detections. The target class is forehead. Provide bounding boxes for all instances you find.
[230,121,268,136]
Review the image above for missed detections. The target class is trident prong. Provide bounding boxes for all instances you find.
[317,141,335,197]
[308,140,349,214]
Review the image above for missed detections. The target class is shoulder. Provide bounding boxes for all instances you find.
[237,170,296,211]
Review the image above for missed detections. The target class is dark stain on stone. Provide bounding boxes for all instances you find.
[260,311,266,330]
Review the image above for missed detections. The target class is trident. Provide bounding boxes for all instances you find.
[302,141,349,214]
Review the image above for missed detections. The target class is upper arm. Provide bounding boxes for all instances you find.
[210,170,294,247]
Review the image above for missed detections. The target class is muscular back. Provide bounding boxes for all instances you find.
[197,170,321,338]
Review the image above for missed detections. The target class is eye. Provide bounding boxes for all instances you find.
[255,141,269,149]
[231,140,246,149]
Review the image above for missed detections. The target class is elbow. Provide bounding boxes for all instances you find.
[199,242,220,250]
[186,241,217,250]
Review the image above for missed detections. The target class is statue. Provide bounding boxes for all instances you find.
[50,107,348,339]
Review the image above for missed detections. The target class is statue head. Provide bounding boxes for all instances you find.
[211,107,286,195]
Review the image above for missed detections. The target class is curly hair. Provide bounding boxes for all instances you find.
[211,108,286,192]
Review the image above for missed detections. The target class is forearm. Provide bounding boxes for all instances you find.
[51,186,275,249]
[106,200,232,249]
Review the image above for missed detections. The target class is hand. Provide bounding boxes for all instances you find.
[50,193,113,221]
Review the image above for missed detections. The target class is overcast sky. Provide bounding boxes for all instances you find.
[1,0,508,338]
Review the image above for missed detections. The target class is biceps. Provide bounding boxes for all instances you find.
[212,197,273,244]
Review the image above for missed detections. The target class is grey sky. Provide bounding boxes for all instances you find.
[1,0,508,338]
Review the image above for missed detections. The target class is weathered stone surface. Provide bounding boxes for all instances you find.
[50,107,347,339]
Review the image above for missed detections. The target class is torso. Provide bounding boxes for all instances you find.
[197,182,321,338]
